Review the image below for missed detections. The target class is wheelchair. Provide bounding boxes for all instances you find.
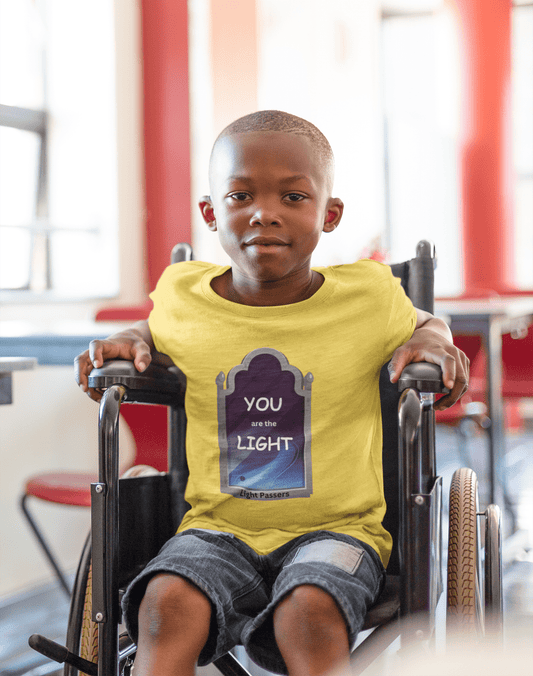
[29,241,503,676]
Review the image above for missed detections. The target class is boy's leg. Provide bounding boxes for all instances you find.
[134,573,212,676]
[273,584,350,676]
[122,531,270,674]
[242,533,384,676]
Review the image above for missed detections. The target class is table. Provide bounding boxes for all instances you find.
[0,321,131,366]
[436,296,533,530]
[0,357,37,405]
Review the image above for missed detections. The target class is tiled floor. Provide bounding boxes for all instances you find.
[1,424,532,676]
[0,582,70,676]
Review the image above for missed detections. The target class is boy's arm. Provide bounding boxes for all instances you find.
[75,319,173,402]
[388,309,469,411]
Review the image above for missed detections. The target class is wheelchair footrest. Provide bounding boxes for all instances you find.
[28,634,98,676]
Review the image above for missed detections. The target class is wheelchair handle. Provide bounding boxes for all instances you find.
[28,634,97,676]
[88,359,185,404]
[397,362,449,394]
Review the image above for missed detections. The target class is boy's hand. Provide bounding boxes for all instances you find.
[75,324,153,402]
[388,314,469,411]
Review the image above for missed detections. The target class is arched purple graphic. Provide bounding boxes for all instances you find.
[217,348,313,500]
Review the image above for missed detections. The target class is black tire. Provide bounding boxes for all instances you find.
[484,503,504,640]
[446,468,483,636]
[64,533,98,675]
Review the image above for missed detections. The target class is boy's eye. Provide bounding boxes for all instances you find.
[229,192,250,201]
[285,193,305,202]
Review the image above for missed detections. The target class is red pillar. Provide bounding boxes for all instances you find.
[96,1,191,321]
[455,0,515,296]
[141,0,191,292]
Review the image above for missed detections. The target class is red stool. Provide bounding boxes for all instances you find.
[20,403,168,596]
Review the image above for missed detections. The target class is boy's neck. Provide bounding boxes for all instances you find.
[211,268,324,306]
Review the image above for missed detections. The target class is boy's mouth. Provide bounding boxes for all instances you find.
[244,236,289,247]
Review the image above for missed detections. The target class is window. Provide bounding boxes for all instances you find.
[381,2,461,297]
[382,1,533,295]
[0,0,119,299]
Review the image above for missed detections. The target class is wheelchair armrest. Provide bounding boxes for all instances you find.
[397,362,449,394]
[88,359,185,405]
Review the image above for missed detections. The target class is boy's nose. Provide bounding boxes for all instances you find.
[250,207,281,227]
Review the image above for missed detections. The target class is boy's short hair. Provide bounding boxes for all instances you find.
[211,110,335,189]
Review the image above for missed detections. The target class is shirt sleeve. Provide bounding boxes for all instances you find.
[381,270,418,364]
[148,265,173,356]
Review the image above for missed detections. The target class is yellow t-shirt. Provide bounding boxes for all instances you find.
[149,260,417,565]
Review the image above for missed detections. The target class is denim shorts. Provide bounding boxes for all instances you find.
[122,529,385,675]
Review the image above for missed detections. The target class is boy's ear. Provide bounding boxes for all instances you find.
[323,197,344,233]
[199,196,217,231]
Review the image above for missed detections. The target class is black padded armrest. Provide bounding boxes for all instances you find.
[88,359,185,405]
[397,362,449,394]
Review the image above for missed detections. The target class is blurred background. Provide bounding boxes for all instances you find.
[0,0,532,671]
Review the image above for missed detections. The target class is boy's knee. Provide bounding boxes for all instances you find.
[275,584,345,630]
[273,584,350,671]
[140,573,212,638]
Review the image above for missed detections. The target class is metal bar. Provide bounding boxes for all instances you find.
[0,373,13,405]
[168,404,189,524]
[409,479,442,634]
[399,386,443,644]
[91,484,106,620]
[350,618,401,675]
[28,634,98,676]
[398,388,421,617]
[0,104,46,134]
[0,223,100,233]
[420,394,436,494]
[213,652,253,676]
[36,129,48,220]
[486,319,504,508]
[96,384,126,676]
[20,494,71,596]
[171,241,193,263]
[382,9,436,18]
[485,317,516,530]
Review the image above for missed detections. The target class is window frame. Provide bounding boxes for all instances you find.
[0,103,50,292]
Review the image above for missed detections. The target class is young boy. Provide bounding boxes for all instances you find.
[76,111,468,676]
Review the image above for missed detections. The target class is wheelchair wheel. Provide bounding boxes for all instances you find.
[484,504,504,639]
[80,561,99,664]
[446,468,483,636]
[64,533,98,675]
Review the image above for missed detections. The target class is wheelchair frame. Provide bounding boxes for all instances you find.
[29,242,503,676]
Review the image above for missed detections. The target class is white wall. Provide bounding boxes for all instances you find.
[0,366,135,597]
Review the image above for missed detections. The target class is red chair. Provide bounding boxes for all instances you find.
[500,326,533,398]
[439,327,533,420]
[436,326,533,489]
[435,334,487,423]
[20,398,169,596]
[468,326,533,426]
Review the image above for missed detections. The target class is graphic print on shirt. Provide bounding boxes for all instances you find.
[217,348,313,500]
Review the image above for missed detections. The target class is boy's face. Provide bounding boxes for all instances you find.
[200,131,343,284]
